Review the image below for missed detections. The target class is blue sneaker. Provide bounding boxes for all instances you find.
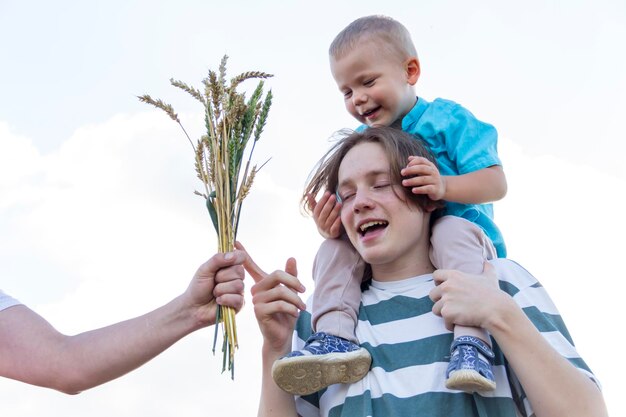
[445,335,496,392]
[272,332,372,395]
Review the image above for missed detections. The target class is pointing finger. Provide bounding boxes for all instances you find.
[235,241,267,283]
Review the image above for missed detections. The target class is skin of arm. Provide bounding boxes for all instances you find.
[401,156,507,204]
[429,263,608,417]
[0,251,246,394]
[241,245,306,417]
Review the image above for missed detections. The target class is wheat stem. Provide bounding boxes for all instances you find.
[138,55,272,378]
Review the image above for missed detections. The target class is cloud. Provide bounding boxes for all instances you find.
[0,122,44,210]
[497,136,622,404]
[0,110,314,416]
[1,113,622,416]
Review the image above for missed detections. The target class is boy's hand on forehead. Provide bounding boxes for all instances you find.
[401,156,446,201]
[307,191,343,239]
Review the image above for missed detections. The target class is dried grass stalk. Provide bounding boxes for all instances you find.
[138,55,272,378]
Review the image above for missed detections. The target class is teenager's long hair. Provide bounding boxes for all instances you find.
[302,126,443,215]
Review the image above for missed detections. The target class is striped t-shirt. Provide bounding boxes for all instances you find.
[294,258,598,417]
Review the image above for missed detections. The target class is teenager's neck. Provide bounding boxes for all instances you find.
[371,250,434,282]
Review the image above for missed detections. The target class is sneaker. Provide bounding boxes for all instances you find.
[271,332,372,395]
[445,335,496,392]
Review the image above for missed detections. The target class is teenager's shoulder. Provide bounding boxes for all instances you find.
[490,258,545,295]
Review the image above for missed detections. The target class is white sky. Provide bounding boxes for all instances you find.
[1,0,624,416]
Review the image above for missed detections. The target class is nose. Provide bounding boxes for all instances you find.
[352,88,367,107]
[352,189,375,212]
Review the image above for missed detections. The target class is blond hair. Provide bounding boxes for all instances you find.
[329,15,417,62]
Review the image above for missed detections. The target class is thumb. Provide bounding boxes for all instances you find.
[285,257,298,278]
[235,241,266,284]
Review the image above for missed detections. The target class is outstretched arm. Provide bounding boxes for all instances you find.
[430,263,607,417]
[0,251,246,394]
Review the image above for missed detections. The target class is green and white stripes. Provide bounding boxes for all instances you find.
[294,259,597,417]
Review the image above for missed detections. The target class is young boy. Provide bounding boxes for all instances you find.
[272,15,508,396]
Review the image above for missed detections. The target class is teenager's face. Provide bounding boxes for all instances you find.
[337,141,431,276]
[330,40,418,128]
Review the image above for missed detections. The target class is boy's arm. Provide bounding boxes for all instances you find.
[443,165,507,204]
[419,99,506,204]
[402,157,507,204]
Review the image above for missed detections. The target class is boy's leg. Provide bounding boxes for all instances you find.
[271,236,371,396]
[430,216,497,274]
[430,216,498,393]
[312,235,364,342]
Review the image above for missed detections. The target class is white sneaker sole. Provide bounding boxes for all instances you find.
[272,348,372,396]
[446,369,496,392]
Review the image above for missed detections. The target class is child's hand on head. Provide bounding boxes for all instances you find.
[307,191,343,239]
[401,156,446,201]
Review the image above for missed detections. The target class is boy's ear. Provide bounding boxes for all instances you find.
[405,57,420,85]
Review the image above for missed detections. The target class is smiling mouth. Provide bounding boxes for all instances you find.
[361,106,381,118]
[359,220,388,236]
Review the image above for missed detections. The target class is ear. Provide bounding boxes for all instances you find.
[424,202,439,213]
[405,57,420,85]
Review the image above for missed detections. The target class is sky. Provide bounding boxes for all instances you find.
[0,0,625,416]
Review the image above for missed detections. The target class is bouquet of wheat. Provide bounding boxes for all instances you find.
[138,55,272,378]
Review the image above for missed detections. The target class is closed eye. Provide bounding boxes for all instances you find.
[339,184,390,202]
[339,192,354,202]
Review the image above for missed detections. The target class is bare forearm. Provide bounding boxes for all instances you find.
[0,251,244,393]
[258,344,299,417]
[443,166,507,204]
[59,294,200,392]
[0,295,202,394]
[487,297,607,417]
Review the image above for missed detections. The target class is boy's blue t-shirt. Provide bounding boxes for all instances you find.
[358,97,506,257]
